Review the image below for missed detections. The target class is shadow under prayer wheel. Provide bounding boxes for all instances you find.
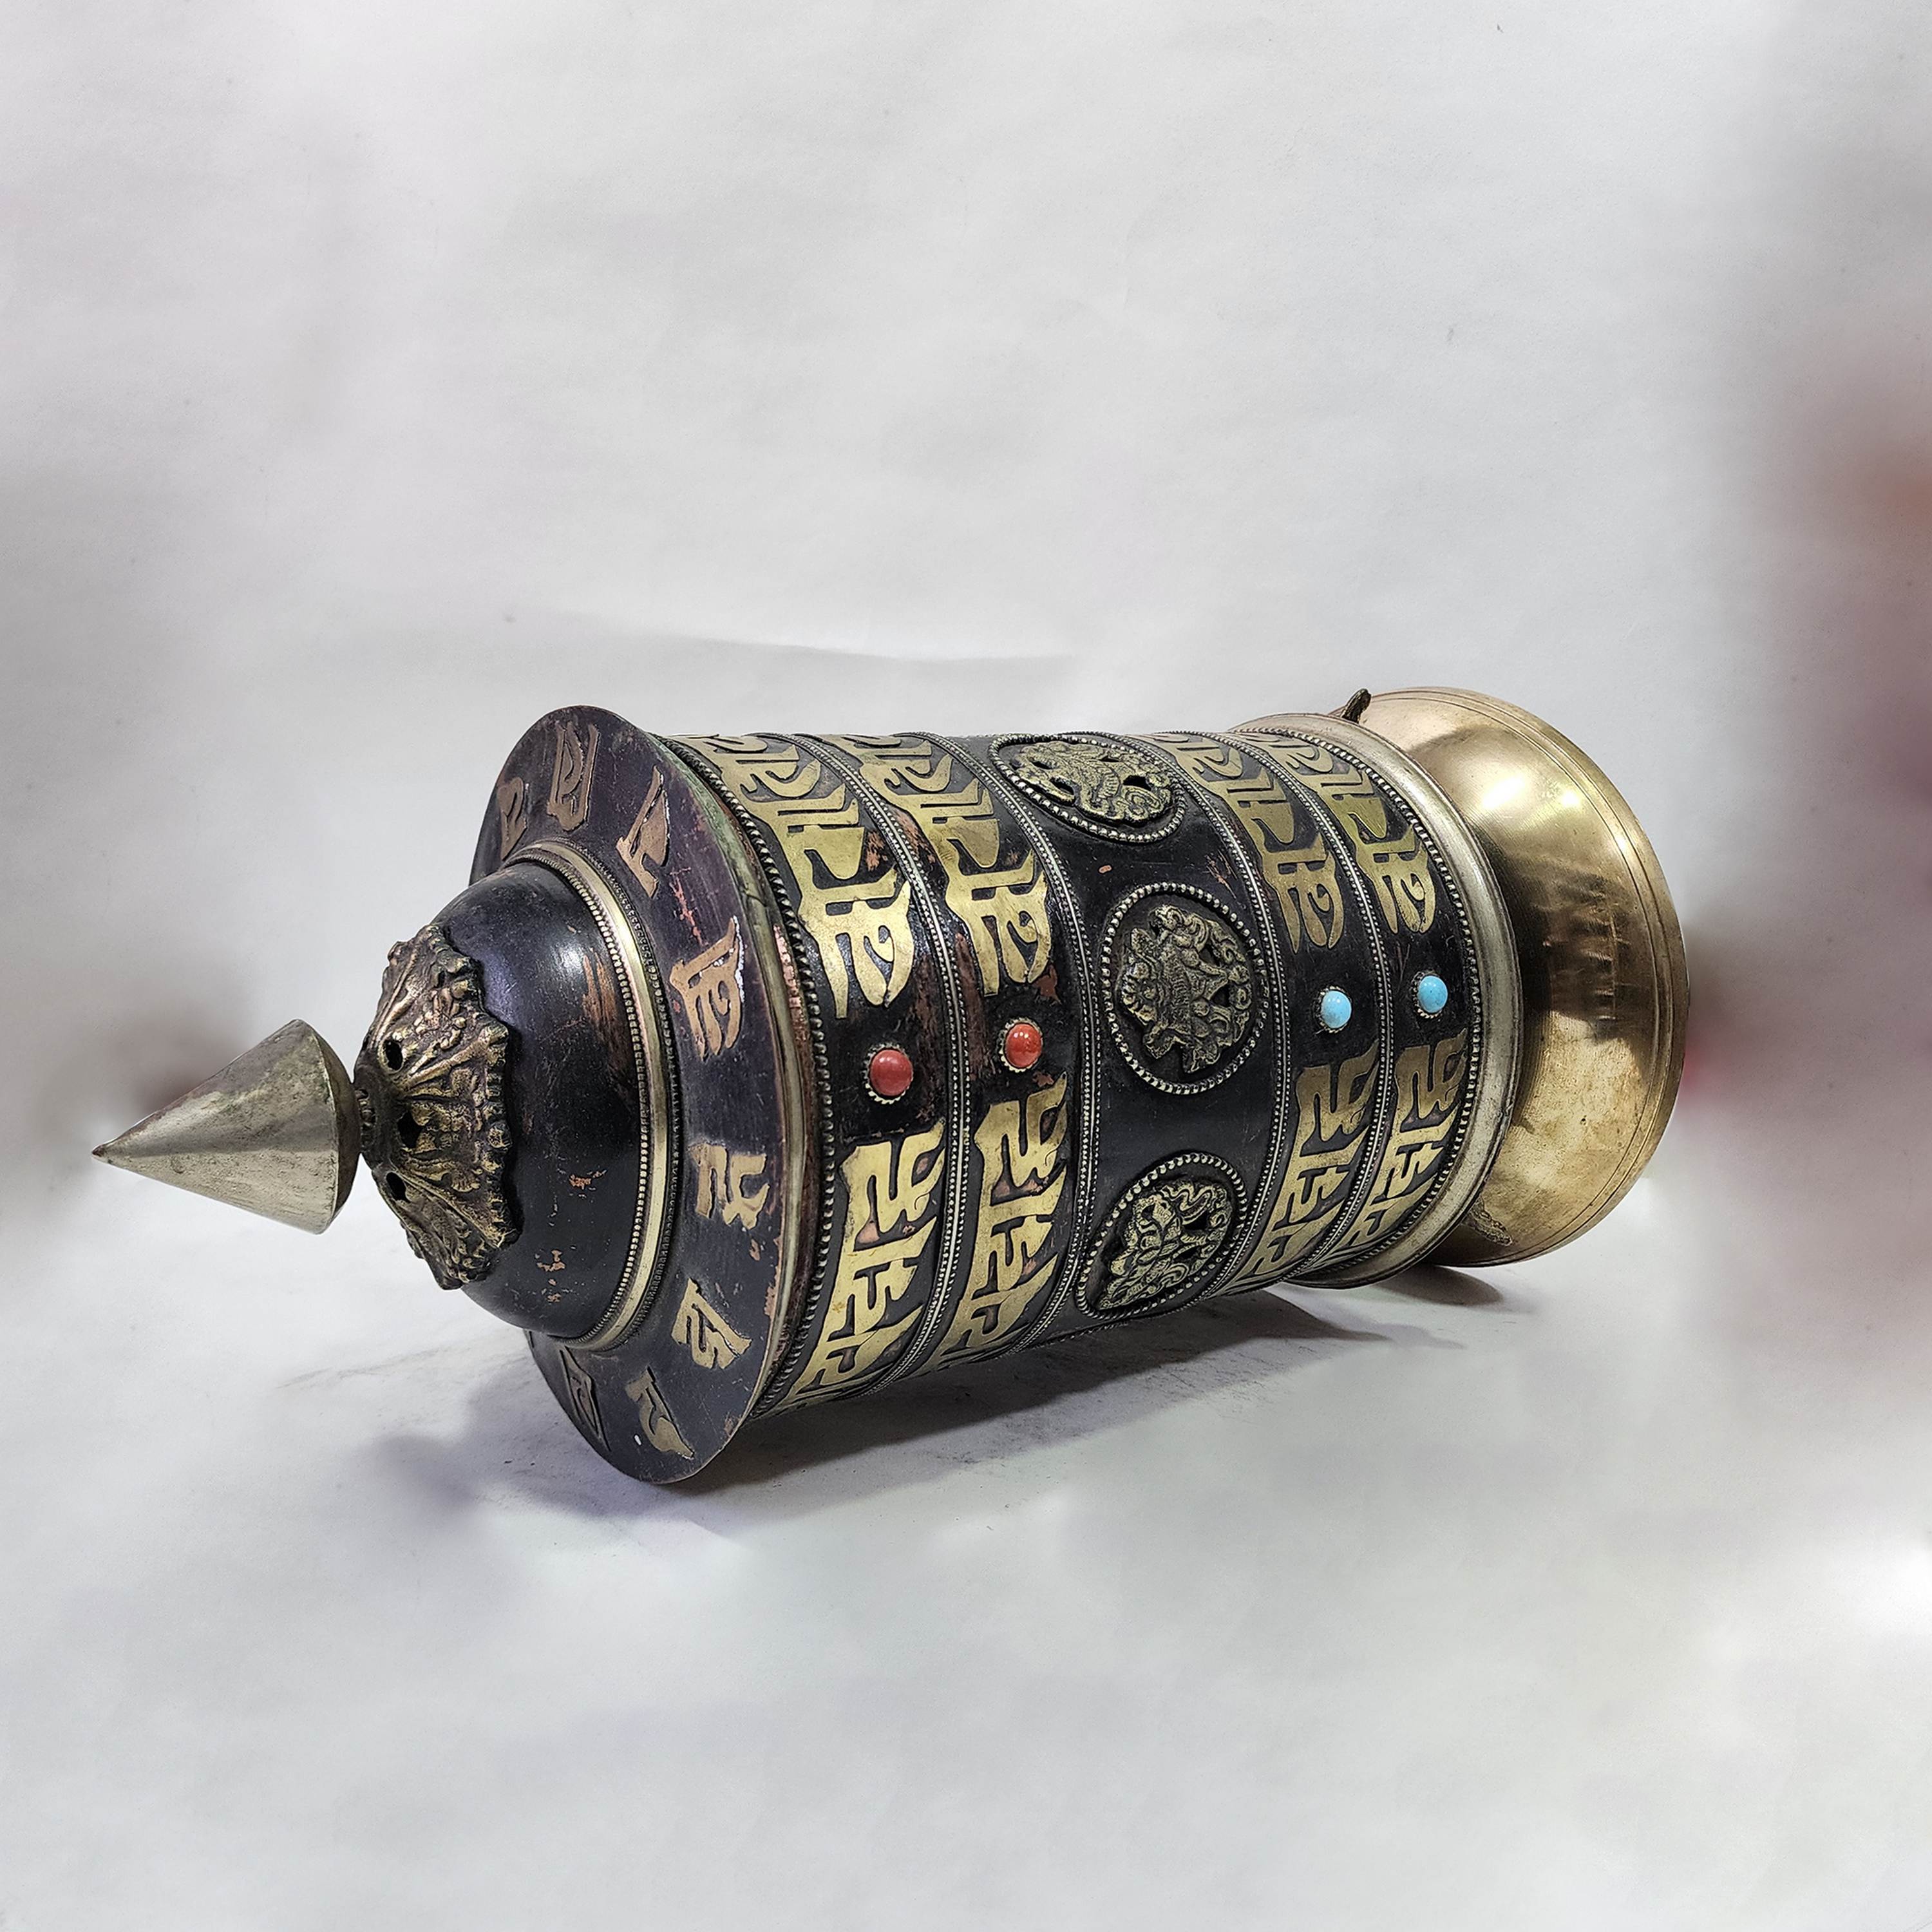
[95,688,1687,1482]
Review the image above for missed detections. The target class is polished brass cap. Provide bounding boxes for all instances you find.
[1356,688,1689,1265]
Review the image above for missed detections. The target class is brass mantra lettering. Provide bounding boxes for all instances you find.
[668,920,744,1061]
[673,1278,751,1369]
[1335,1030,1469,1254]
[1159,737,1346,950]
[788,1120,947,1403]
[616,769,669,897]
[927,1078,1070,1368]
[1251,734,1435,936]
[1232,1046,1379,1285]
[547,718,598,831]
[691,1141,770,1227]
[625,1365,694,1458]
[558,1347,605,1446]
[497,775,529,855]
[821,735,1052,994]
[687,735,914,1018]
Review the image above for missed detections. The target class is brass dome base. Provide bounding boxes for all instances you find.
[1355,688,1689,1265]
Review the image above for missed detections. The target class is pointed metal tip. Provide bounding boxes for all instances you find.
[94,1020,362,1233]
[93,1130,151,1171]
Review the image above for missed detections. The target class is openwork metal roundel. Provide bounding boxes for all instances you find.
[1101,885,1263,1094]
[1081,1155,1244,1316]
[994,734,1180,841]
[354,923,514,1290]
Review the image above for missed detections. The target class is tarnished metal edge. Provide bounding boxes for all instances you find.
[645,737,819,1421]
[1135,738,1297,1298]
[1277,717,1522,1287]
[934,734,1104,1358]
[661,737,833,1419]
[1366,687,1685,1260]
[1213,732,1400,1276]
[801,735,976,1393]
[513,840,679,1352]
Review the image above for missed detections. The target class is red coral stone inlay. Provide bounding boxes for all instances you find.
[866,1045,915,1101]
[1001,1019,1045,1072]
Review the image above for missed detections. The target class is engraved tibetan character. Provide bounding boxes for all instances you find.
[496,775,530,856]
[626,1367,694,1459]
[1160,738,1347,951]
[692,1141,771,1229]
[558,1347,605,1446]
[672,1278,752,1370]
[949,847,1050,991]
[689,737,915,1017]
[824,737,1052,992]
[929,1078,1070,1365]
[1264,737,1435,934]
[800,866,916,1018]
[546,718,600,831]
[616,768,670,896]
[1256,823,1346,951]
[1233,1045,1379,1285]
[1345,1030,1469,1249]
[668,919,744,1061]
[790,1121,947,1401]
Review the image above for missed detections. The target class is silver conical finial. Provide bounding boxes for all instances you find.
[92,1020,361,1233]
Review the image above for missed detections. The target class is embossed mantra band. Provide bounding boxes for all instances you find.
[95,688,1687,1482]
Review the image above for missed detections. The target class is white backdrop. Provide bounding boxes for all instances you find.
[6,5,1931,1929]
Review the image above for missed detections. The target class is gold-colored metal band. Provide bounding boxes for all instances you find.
[1356,689,1688,1264]
[1242,715,1524,1285]
[513,839,678,1352]
[650,741,819,1405]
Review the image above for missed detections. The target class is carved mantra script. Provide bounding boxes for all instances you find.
[497,775,530,857]
[673,1277,751,1369]
[788,1120,947,1403]
[547,719,598,831]
[1229,1045,1379,1287]
[558,1348,604,1445]
[687,736,915,1018]
[1332,1030,1470,1257]
[616,769,669,898]
[926,1077,1070,1368]
[691,1140,770,1229]
[1158,736,1346,950]
[668,919,744,1061]
[1249,734,1436,936]
[626,1365,694,1458]
[822,735,1052,994]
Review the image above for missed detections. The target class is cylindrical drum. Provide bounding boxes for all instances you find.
[321,691,1684,1482]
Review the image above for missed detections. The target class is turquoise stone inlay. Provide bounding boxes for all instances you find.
[1316,986,1353,1034]
[1414,971,1449,1018]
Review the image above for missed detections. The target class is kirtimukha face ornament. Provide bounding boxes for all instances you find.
[97,689,1687,1482]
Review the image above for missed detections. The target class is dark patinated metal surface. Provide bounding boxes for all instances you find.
[466,710,813,1482]
[337,701,1536,1482]
[91,683,1687,1487]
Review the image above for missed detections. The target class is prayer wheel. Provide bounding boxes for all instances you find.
[96,688,1687,1482]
